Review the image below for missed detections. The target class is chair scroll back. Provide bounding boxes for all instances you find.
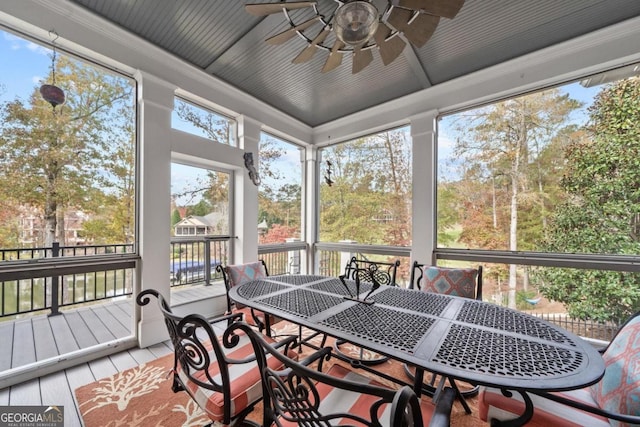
[217,259,269,313]
[344,256,400,287]
[136,289,248,425]
[228,321,426,427]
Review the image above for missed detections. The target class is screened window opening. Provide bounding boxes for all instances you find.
[172,96,237,146]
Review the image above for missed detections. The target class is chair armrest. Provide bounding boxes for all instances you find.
[266,346,333,379]
[294,346,332,371]
[428,387,455,427]
[535,390,640,425]
[224,334,298,365]
[207,311,244,325]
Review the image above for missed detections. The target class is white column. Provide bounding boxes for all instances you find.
[410,110,438,266]
[136,71,176,347]
[285,238,301,274]
[236,115,261,263]
[304,146,318,273]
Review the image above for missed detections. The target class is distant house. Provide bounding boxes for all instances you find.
[173,212,227,236]
[18,206,89,246]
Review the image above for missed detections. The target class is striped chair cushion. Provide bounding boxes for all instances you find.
[422,266,478,299]
[478,385,611,427]
[278,364,437,427]
[226,262,267,309]
[176,332,289,422]
[590,315,640,427]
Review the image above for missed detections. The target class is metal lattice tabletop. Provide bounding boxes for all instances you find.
[433,323,583,378]
[257,288,344,318]
[229,274,605,392]
[373,287,450,316]
[309,278,372,296]
[269,275,327,285]
[456,300,577,346]
[235,280,286,300]
[322,304,434,353]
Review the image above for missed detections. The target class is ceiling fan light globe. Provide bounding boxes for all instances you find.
[334,1,379,46]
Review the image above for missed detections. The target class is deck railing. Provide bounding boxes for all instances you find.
[0,239,624,342]
[0,241,136,318]
[259,240,307,275]
[169,236,230,286]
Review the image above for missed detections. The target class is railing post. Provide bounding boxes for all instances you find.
[204,237,211,286]
[286,238,301,274]
[339,240,357,273]
[49,242,61,316]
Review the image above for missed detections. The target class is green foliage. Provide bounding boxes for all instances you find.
[515,289,539,311]
[319,128,412,246]
[257,135,302,236]
[186,199,212,217]
[171,209,182,227]
[538,77,640,321]
[0,54,135,247]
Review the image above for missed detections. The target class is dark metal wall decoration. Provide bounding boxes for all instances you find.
[40,30,65,109]
[243,152,260,186]
[324,159,334,186]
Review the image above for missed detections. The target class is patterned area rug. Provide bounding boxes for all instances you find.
[74,354,213,427]
[75,321,484,426]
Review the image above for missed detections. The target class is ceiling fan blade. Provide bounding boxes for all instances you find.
[397,0,464,19]
[386,7,413,32]
[373,24,406,66]
[352,47,373,74]
[397,11,439,47]
[322,40,344,73]
[292,27,330,63]
[265,16,321,45]
[245,1,317,16]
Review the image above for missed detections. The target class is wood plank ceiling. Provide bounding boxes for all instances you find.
[68,0,640,127]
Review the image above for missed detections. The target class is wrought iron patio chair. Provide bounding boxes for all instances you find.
[229,321,457,427]
[218,260,276,336]
[334,256,401,365]
[344,256,400,288]
[404,261,483,412]
[136,289,297,427]
[479,311,640,427]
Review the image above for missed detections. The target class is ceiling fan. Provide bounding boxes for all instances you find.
[245,0,464,74]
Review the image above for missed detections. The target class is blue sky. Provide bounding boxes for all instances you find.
[1,28,303,207]
[0,30,51,103]
[437,80,603,181]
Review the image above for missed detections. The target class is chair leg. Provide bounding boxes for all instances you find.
[171,374,184,393]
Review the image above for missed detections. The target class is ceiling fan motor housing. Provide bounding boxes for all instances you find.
[334,1,379,46]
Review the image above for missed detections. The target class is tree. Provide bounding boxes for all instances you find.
[258,135,300,240]
[0,54,134,247]
[319,128,412,246]
[174,99,233,144]
[171,209,182,227]
[259,224,298,244]
[538,77,640,322]
[449,90,580,308]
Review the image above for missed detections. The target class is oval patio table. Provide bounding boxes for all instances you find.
[229,274,605,427]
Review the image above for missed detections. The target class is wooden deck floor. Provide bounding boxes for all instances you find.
[0,282,227,426]
[0,299,133,372]
[0,282,225,372]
